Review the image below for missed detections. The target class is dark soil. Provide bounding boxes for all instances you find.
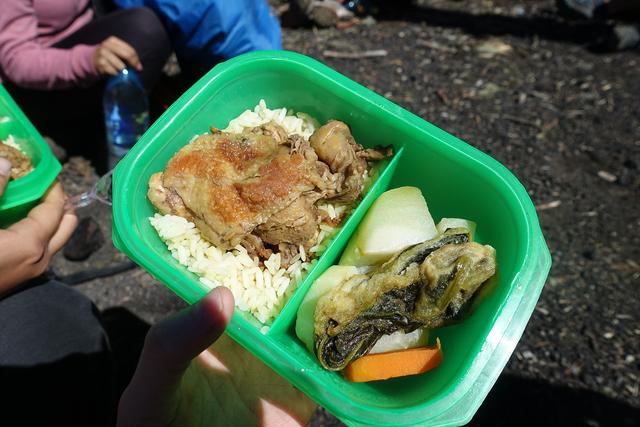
[50,0,639,425]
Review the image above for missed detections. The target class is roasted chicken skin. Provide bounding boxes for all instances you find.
[0,143,32,179]
[148,121,392,260]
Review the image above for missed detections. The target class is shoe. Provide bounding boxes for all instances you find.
[307,0,354,27]
[590,23,640,51]
[612,24,640,49]
[557,0,603,19]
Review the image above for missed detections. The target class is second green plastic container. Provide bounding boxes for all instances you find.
[0,85,61,227]
[112,51,551,426]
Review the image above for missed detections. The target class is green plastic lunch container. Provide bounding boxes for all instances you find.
[0,85,62,227]
[112,51,551,426]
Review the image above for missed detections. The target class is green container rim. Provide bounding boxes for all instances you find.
[0,84,61,212]
[112,51,551,426]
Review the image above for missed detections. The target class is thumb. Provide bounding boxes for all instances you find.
[118,287,234,427]
[144,286,234,372]
[0,157,11,197]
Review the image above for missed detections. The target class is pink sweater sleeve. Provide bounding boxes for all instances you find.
[0,0,100,90]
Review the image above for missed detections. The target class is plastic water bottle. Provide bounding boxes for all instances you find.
[103,68,149,169]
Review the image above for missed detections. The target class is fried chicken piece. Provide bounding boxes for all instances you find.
[310,121,360,174]
[243,122,289,143]
[0,143,32,179]
[147,172,193,220]
[148,120,393,262]
[241,233,273,260]
[276,242,301,267]
[255,197,319,248]
[310,120,392,203]
[148,125,326,250]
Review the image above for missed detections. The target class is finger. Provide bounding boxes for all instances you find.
[0,157,11,197]
[47,212,78,255]
[100,60,119,76]
[118,287,234,426]
[95,48,119,76]
[142,287,234,378]
[11,183,65,243]
[101,49,127,73]
[108,37,142,70]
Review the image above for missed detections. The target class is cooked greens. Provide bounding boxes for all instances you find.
[314,228,496,371]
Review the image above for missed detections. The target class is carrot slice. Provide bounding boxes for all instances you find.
[342,341,443,383]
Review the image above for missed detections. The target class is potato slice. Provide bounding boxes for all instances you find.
[339,186,437,266]
[369,328,430,354]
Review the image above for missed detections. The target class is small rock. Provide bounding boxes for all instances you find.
[567,364,582,376]
[535,306,549,316]
[603,331,615,339]
[597,170,617,183]
[477,82,501,98]
[518,92,527,104]
[476,39,513,58]
[536,200,561,211]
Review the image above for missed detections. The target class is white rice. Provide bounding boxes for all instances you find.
[2,134,22,151]
[1,134,34,177]
[317,203,349,220]
[150,101,344,324]
[150,213,336,324]
[223,99,319,140]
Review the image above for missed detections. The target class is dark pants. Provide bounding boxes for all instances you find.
[0,280,115,427]
[3,7,171,173]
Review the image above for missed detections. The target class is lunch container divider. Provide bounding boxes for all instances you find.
[0,85,62,227]
[112,51,551,426]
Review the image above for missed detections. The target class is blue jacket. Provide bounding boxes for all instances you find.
[114,0,282,65]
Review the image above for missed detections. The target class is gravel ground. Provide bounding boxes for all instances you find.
[51,1,639,425]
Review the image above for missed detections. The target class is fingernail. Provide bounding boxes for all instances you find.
[214,288,225,313]
[0,158,11,176]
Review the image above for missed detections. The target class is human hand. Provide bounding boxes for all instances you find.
[0,157,10,196]
[117,287,317,427]
[0,180,78,295]
[93,36,143,76]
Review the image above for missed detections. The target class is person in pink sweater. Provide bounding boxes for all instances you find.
[0,0,171,171]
